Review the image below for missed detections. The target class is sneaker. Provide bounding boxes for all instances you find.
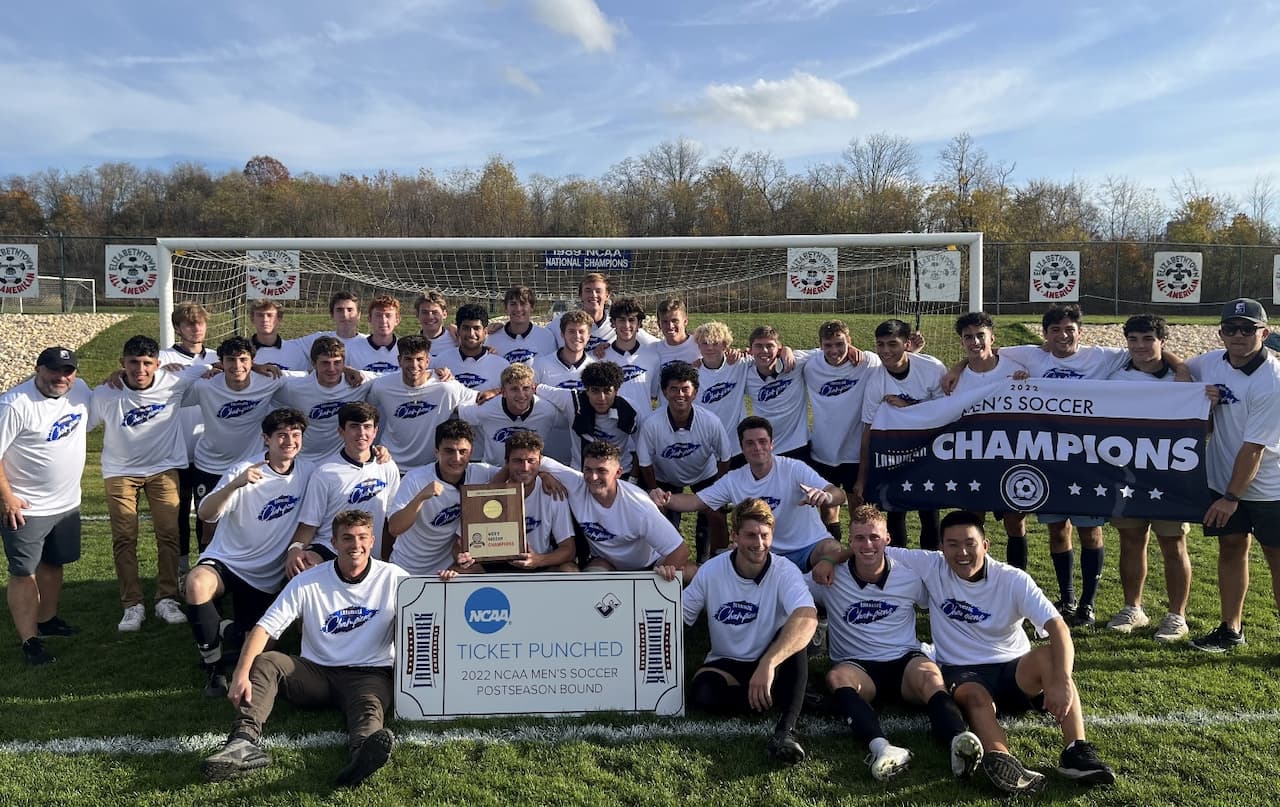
[1068,604,1096,629]
[204,666,228,699]
[1057,740,1116,785]
[118,604,145,632]
[202,737,272,781]
[155,598,188,625]
[21,637,55,666]
[983,750,1046,795]
[867,743,912,782]
[765,729,806,765]
[335,728,395,788]
[807,617,828,659]
[1153,613,1189,643]
[1105,605,1149,634]
[950,730,984,778]
[37,616,80,637]
[1191,623,1245,653]
[1054,598,1077,619]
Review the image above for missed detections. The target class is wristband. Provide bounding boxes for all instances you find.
[1223,492,1241,503]
[287,542,306,553]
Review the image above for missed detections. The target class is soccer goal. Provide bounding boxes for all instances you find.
[154,235,983,351]
[0,276,98,314]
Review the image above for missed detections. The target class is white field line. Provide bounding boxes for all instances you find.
[3,709,1278,756]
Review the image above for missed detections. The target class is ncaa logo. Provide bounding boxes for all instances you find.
[1000,464,1049,511]
[465,587,510,634]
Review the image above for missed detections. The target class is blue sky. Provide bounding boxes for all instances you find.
[3,0,1279,203]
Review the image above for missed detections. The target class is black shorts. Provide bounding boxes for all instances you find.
[1203,491,1280,548]
[807,456,859,491]
[196,557,279,629]
[833,650,925,704]
[942,659,1044,716]
[695,656,760,686]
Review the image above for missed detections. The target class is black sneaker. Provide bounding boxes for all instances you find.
[1068,604,1096,629]
[336,728,395,788]
[21,637,55,666]
[983,750,1046,794]
[202,737,271,781]
[765,728,806,765]
[1054,599,1077,619]
[204,666,228,699]
[1191,623,1245,653]
[37,616,80,637]
[1057,740,1116,785]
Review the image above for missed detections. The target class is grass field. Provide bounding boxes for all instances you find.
[3,313,1280,806]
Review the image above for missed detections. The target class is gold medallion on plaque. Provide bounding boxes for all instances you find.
[460,482,527,561]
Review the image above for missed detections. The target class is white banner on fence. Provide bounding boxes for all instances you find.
[785,247,838,299]
[0,244,39,298]
[104,245,160,299]
[245,249,301,300]
[1273,256,1280,305]
[1029,251,1081,302]
[1151,252,1202,303]
[909,249,961,302]
[396,572,684,720]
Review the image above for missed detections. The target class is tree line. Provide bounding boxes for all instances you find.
[1,133,1275,246]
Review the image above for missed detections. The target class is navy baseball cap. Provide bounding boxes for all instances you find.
[36,346,79,371]
[1220,298,1267,325]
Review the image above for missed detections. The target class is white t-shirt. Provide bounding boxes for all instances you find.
[1189,350,1280,499]
[645,338,701,378]
[422,327,458,354]
[956,354,1027,391]
[684,550,814,663]
[490,472,574,556]
[297,452,402,558]
[886,547,1059,666]
[744,358,812,454]
[250,335,310,372]
[158,345,217,463]
[343,336,402,375]
[388,462,498,574]
[92,367,199,478]
[200,457,315,592]
[538,386,638,475]
[0,377,93,516]
[861,356,946,427]
[1109,360,1175,382]
[604,344,659,420]
[456,395,573,466]
[636,406,733,486]
[695,359,750,443]
[804,353,881,465]
[998,344,1128,381]
[365,374,477,471]
[809,556,926,663]
[532,351,595,392]
[698,457,830,555]
[271,373,375,462]
[257,558,408,668]
[186,373,287,476]
[431,349,510,393]
[486,322,557,365]
[549,311,615,352]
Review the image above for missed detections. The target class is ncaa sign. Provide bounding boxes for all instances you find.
[464,587,510,634]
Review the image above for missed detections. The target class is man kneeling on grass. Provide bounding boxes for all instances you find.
[202,509,408,788]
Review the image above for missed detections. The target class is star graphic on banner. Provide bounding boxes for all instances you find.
[923,480,935,492]
[1120,486,1135,499]
[901,480,913,492]
[1094,484,1108,496]
[1068,483,1082,495]
[1149,488,1164,500]
[969,480,982,491]
[945,480,958,492]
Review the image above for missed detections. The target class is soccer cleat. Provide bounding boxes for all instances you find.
[1191,623,1245,653]
[983,750,1046,795]
[1067,604,1096,629]
[1054,599,1077,619]
[37,616,80,637]
[155,598,188,625]
[202,737,272,781]
[336,729,395,788]
[1153,613,1189,643]
[807,617,828,659]
[1106,605,1149,634]
[118,604,145,632]
[950,730,984,778]
[204,666,228,699]
[765,729,806,765]
[21,637,55,666]
[867,743,913,782]
[1057,740,1116,785]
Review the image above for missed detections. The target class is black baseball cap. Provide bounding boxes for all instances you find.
[1220,298,1267,325]
[36,346,79,371]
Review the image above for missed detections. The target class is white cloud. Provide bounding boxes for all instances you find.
[529,0,619,52]
[503,65,542,95]
[695,71,859,131]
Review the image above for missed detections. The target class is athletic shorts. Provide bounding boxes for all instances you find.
[942,659,1045,716]
[779,539,825,573]
[1036,513,1107,528]
[833,650,926,705]
[779,444,811,463]
[195,557,279,629]
[1202,491,1280,548]
[1110,517,1189,537]
[2,508,81,576]
[807,455,859,490]
[696,656,762,686]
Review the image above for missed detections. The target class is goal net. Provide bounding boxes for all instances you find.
[0,276,97,314]
[156,235,982,358]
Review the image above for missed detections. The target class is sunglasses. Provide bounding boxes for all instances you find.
[1220,324,1264,336]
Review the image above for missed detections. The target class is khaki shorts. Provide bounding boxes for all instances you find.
[1110,517,1188,537]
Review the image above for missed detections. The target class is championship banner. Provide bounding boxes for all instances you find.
[0,244,39,298]
[909,249,961,302]
[865,379,1211,521]
[1151,252,1202,303]
[245,249,301,300]
[1029,251,1080,302]
[396,572,684,720]
[785,247,838,299]
[543,249,632,271]
[105,245,160,299]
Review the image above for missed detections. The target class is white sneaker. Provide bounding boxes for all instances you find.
[1106,605,1150,633]
[1153,612,1189,643]
[118,604,145,632]
[155,598,188,625]
[867,743,912,781]
[950,730,984,778]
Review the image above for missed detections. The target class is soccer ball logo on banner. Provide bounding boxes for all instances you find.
[909,250,961,302]
[246,249,301,300]
[0,245,39,297]
[785,247,838,299]
[105,246,160,298]
[1151,252,1202,303]
[1029,252,1080,302]
[1000,464,1050,511]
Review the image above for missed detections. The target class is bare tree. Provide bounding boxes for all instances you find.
[843,132,917,199]
[1247,174,1276,243]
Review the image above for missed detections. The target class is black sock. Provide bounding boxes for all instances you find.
[1051,549,1075,604]
[187,600,223,661]
[1079,547,1105,609]
[825,522,843,541]
[887,511,907,547]
[694,512,709,561]
[926,691,967,741]
[919,511,940,551]
[1006,533,1028,570]
[689,672,748,715]
[832,686,884,745]
[771,650,808,734]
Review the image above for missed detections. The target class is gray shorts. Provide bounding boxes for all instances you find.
[1203,491,1280,548]
[2,508,82,576]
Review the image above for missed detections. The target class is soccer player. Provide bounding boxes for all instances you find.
[886,511,1116,794]
[414,290,458,353]
[0,346,91,666]
[533,309,596,391]
[658,498,815,764]
[744,325,811,460]
[646,297,701,372]
[246,299,309,370]
[271,336,373,462]
[201,510,407,788]
[344,295,403,374]
[1188,298,1280,652]
[549,272,621,351]
[541,361,641,476]
[597,298,660,418]
[690,321,749,454]
[296,291,366,357]
[431,303,509,391]
[188,407,314,697]
[636,361,733,562]
[456,363,572,466]
[486,285,557,364]
[1106,314,1193,641]
[814,505,981,782]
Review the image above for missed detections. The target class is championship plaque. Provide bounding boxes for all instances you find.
[460,482,526,561]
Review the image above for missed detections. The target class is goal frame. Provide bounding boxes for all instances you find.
[153,234,984,347]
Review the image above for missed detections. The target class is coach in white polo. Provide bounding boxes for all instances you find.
[0,346,92,666]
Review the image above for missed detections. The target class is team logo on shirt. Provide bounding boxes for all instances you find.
[619,365,646,382]
[581,522,617,543]
[465,587,510,634]
[323,605,379,634]
[121,403,166,428]
[493,426,533,443]
[309,401,346,420]
[431,503,462,527]
[365,361,398,373]
[843,600,899,624]
[714,600,760,626]
[661,442,702,460]
[894,393,919,404]
[46,413,83,441]
[348,478,388,504]
[504,348,536,363]
[218,400,261,419]
[940,598,991,624]
[757,378,793,402]
[819,379,857,397]
[1213,384,1240,405]
[702,382,737,404]
[454,372,487,389]
[586,336,608,351]
[557,380,585,391]
[761,496,781,510]
[525,516,542,534]
[589,427,614,441]
[258,494,300,521]
[1042,368,1085,380]
[395,400,438,419]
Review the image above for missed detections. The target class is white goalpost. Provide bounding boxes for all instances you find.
[154,234,984,348]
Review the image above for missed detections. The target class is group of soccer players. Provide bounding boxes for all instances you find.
[3,269,1279,794]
